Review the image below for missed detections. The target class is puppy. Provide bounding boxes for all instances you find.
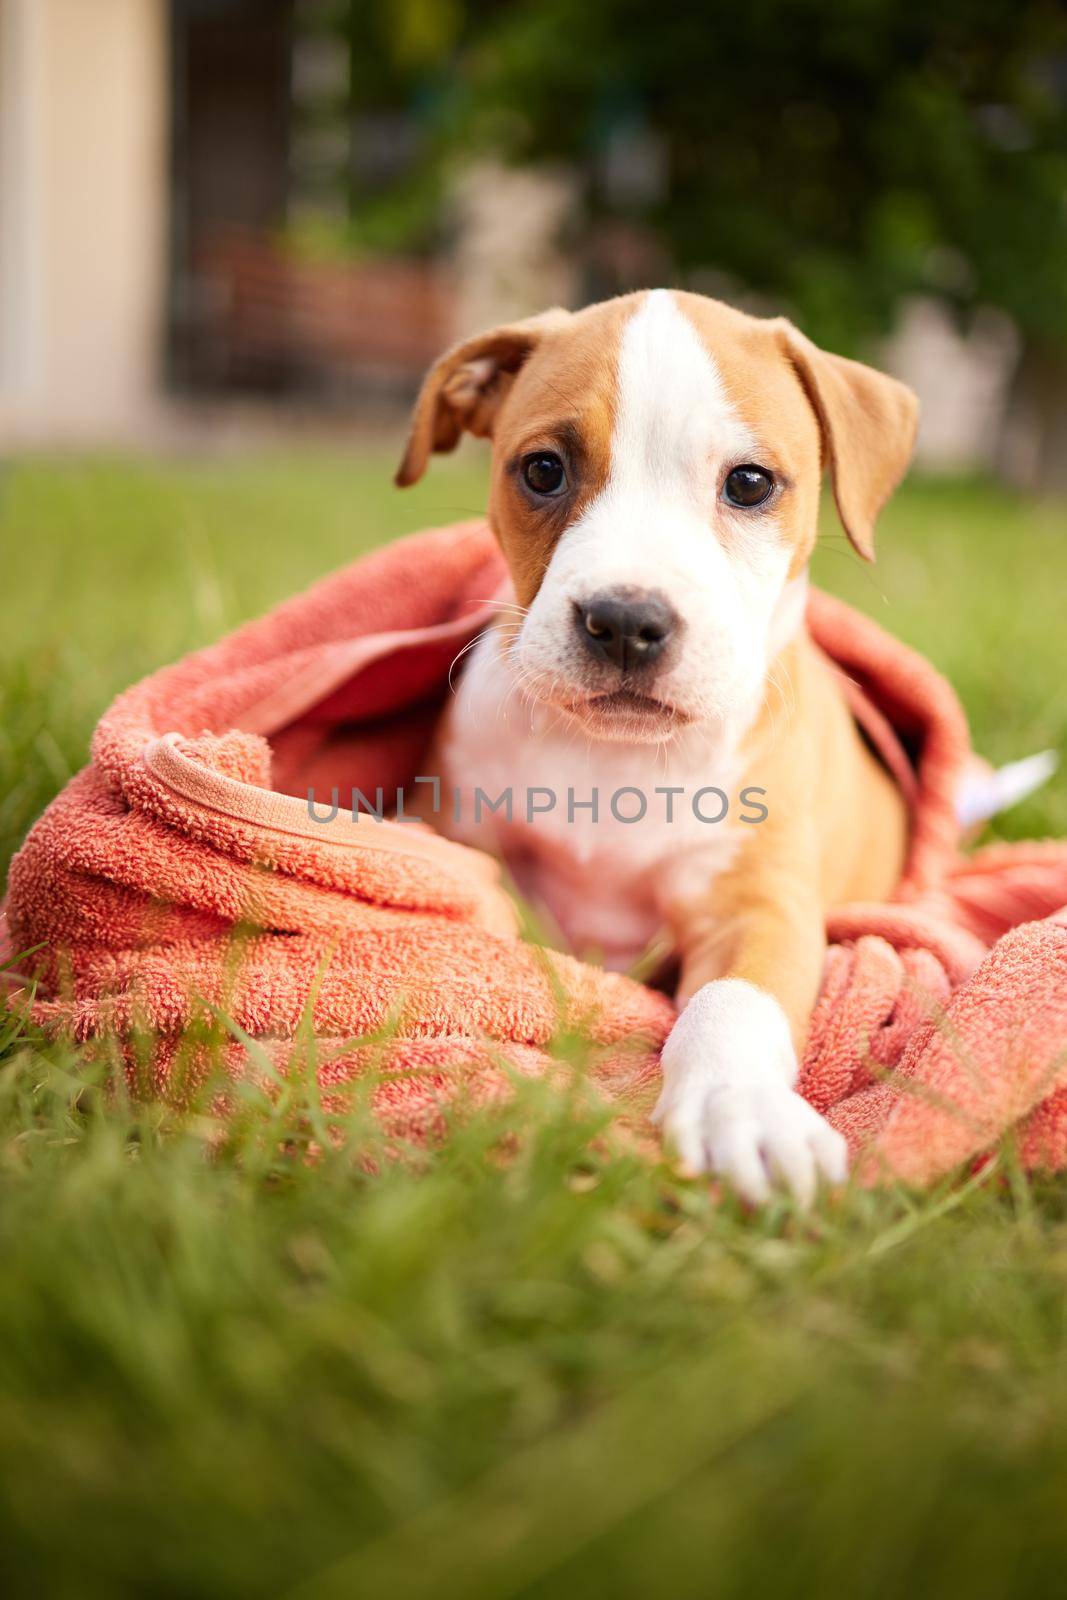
[396,289,917,1204]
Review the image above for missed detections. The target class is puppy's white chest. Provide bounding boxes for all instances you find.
[437,634,742,966]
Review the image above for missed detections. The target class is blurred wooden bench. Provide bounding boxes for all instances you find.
[184,228,456,395]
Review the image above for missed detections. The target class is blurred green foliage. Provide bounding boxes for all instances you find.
[324,0,1067,351]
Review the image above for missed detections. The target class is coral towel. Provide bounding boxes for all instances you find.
[5,523,1067,1184]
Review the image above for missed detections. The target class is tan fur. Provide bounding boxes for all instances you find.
[775,322,919,560]
[665,633,907,1046]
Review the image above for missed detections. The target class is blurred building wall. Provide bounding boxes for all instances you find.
[883,298,1020,475]
[449,162,580,339]
[0,0,167,442]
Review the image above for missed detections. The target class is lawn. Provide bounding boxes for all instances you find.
[1,448,1066,1599]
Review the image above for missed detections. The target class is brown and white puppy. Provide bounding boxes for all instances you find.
[397,289,917,1205]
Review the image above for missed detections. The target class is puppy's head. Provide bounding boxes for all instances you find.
[398,290,917,742]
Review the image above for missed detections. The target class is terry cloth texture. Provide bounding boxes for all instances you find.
[5,522,1067,1184]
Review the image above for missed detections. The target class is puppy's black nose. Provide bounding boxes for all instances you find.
[576,589,677,672]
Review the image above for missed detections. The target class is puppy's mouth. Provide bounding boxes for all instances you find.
[563,686,692,732]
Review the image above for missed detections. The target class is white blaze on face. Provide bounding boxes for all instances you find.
[515,288,797,733]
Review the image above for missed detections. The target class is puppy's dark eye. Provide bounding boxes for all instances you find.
[723,465,775,508]
[522,452,567,497]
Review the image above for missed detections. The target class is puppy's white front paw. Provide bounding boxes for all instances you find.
[652,978,847,1206]
[655,1072,847,1206]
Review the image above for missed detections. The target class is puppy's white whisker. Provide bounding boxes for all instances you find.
[449,625,517,698]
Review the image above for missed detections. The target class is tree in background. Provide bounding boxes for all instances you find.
[319,0,1067,480]
[437,1,1067,348]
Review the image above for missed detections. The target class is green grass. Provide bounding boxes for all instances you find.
[1,448,1066,1598]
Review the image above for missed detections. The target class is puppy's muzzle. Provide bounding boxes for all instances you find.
[574,588,678,674]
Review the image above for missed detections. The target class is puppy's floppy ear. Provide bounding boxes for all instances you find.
[395,308,570,487]
[776,323,919,560]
